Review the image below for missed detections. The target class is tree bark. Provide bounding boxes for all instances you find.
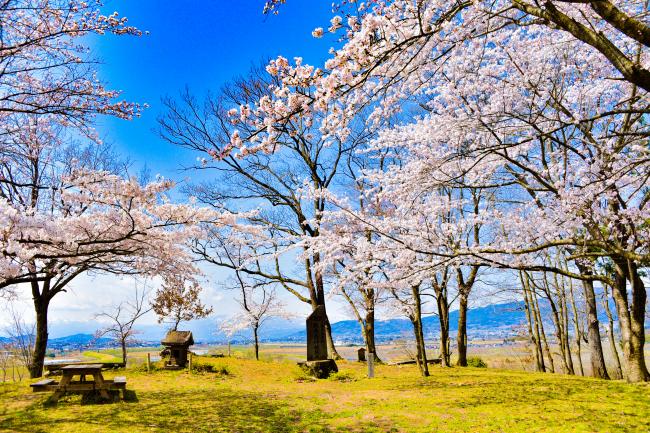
[340,286,381,363]
[364,309,381,363]
[568,282,584,376]
[575,261,610,379]
[29,282,51,379]
[411,285,429,377]
[611,260,649,382]
[521,272,545,372]
[312,257,341,360]
[454,264,479,367]
[323,315,341,360]
[602,284,623,379]
[456,293,469,367]
[532,291,555,373]
[438,305,450,366]
[539,271,574,375]
[435,287,451,367]
[121,339,128,366]
[545,293,573,374]
[559,289,575,375]
[253,325,260,361]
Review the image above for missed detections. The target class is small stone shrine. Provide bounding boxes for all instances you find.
[357,347,366,362]
[297,305,338,378]
[160,330,194,369]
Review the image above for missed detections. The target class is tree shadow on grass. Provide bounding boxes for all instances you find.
[39,389,139,408]
[0,387,344,433]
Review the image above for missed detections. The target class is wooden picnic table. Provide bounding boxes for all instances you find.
[44,361,125,375]
[31,364,127,403]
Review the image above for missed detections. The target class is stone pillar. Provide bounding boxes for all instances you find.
[298,306,338,378]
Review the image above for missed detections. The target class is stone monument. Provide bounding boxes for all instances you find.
[357,347,366,362]
[297,305,338,378]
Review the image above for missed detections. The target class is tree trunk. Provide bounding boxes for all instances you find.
[324,315,341,360]
[568,282,584,376]
[560,292,575,375]
[546,295,573,374]
[521,272,545,372]
[364,309,381,363]
[411,285,429,377]
[411,316,429,377]
[30,289,50,379]
[575,261,610,379]
[456,293,469,367]
[603,285,623,379]
[541,271,573,375]
[525,296,544,372]
[341,287,381,363]
[436,294,451,367]
[121,339,127,366]
[533,292,555,373]
[312,253,341,361]
[626,263,649,382]
[611,261,649,382]
[253,325,260,361]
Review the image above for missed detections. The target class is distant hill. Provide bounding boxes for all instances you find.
[284,301,528,343]
[29,302,527,348]
[43,333,113,350]
[11,300,627,349]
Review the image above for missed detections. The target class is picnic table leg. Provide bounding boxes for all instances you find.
[51,373,72,402]
[93,372,111,400]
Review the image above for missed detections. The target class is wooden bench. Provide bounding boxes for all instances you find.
[30,378,57,392]
[111,376,127,399]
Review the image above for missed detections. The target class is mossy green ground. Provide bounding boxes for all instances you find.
[1,357,648,433]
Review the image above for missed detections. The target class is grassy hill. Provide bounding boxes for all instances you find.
[1,355,649,432]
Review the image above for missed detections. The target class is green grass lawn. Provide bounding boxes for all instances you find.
[1,357,649,433]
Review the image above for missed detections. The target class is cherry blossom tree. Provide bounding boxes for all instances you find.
[239,0,650,382]
[0,0,144,378]
[158,65,375,359]
[0,0,142,134]
[0,166,220,377]
[219,276,289,361]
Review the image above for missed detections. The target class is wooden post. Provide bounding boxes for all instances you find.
[188,352,193,373]
[367,352,375,378]
[228,341,231,357]
[146,353,151,373]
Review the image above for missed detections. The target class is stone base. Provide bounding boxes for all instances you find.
[297,359,338,379]
[164,364,184,370]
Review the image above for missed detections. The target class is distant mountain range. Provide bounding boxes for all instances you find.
[8,300,632,350]
[0,301,529,350]
[285,301,527,343]
[48,334,112,349]
[0,333,112,350]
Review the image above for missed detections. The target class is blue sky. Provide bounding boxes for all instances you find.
[91,0,335,178]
